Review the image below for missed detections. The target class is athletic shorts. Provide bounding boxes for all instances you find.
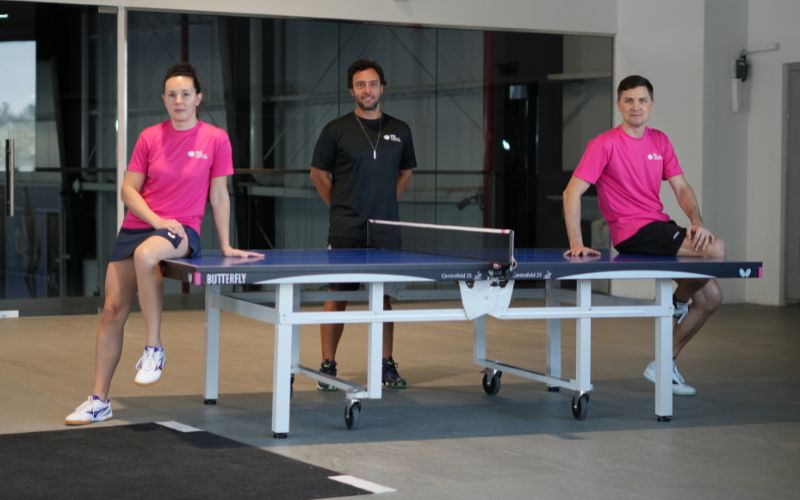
[110,226,201,262]
[614,220,686,256]
[327,236,368,292]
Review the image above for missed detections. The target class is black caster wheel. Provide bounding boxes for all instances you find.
[571,393,590,420]
[272,432,288,439]
[656,415,672,422]
[547,386,560,392]
[482,371,502,395]
[344,401,362,430]
[203,398,217,405]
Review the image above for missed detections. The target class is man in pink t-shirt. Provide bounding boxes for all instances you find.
[562,75,726,397]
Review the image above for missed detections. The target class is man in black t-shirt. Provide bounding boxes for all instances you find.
[310,59,417,391]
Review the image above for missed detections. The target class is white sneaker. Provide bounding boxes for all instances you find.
[135,346,166,386]
[643,360,697,396]
[65,395,113,425]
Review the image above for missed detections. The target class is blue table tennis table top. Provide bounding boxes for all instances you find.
[162,248,762,286]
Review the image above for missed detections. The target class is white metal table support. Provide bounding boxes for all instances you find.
[654,278,674,420]
[203,284,221,404]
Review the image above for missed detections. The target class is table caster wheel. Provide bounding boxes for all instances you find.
[656,415,671,422]
[203,398,217,405]
[272,432,288,439]
[482,370,502,395]
[571,393,590,420]
[345,400,362,430]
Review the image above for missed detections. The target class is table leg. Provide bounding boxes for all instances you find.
[545,281,562,389]
[367,283,384,398]
[575,280,592,394]
[271,283,294,438]
[203,284,220,404]
[655,279,673,421]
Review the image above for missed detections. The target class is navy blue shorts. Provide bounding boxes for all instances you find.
[110,226,201,262]
[614,220,686,256]
[327,236,369,292]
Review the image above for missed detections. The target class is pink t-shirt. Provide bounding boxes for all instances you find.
[122,120,233,234]
[573,126,683,245]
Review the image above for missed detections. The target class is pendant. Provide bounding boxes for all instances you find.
[373,150,377,160]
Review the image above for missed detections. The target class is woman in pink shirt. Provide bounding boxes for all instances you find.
[66,63,261,425]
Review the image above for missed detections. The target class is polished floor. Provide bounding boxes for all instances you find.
[1,301,798,499]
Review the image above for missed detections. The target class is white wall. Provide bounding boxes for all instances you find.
[703,0,749,303]
[746,0,800,305]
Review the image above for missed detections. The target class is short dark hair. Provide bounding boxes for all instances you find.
[347,59,387,89]
[162,63,202,94]
[617,75,653,100]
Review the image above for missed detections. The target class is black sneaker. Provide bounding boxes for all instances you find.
[317,359,338,392]
[382,357,407,389]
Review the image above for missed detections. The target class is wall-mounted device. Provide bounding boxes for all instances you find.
[732,43,779,112]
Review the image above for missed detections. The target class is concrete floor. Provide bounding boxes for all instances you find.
[1,301,798,499]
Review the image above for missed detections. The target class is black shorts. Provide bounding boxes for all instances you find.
[110,226,201,262]
[614,220,686,256]
[327,235,369,292]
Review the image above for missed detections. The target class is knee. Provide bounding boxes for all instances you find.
[710,238,726,259]
[133,245,160,270]
[695,280,723,312]
[100,300,129,327]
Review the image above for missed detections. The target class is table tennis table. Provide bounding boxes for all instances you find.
[162,247,762,438]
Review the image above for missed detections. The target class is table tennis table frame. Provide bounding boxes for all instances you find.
[198,271,680,438]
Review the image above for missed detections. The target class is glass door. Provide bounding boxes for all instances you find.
[0,1,117,315]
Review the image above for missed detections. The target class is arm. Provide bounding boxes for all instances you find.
[121,171,187,238]
[310,167,332,205]
[667,174,716,251]
[562,176,600,257]
[396,169,413,199]
[209,176,263,258]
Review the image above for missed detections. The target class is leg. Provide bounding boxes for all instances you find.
[318,299,347,391]
[320,299,347,361]
[672,278,723,358]
[132,235,189,347]
[673,235,726,357]
[92,259,138,400]
[381,295,406,388]
[382,295,394,359]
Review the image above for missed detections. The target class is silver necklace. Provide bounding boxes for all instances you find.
[354,113,382,160]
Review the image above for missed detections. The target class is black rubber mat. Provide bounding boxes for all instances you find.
[0,423,370,499]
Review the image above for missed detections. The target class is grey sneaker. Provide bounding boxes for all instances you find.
[673,295,689,324]
[643,360,697,396]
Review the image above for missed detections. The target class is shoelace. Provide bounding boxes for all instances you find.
[672,363,687,385]
[136,350,159,371]
[673,298,689,324]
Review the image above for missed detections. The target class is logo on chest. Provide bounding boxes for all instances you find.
[187,150,209,159]
[647,153,663,161]
[383,134,402,144]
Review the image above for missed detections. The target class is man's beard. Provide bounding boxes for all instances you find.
[356,95,380,112]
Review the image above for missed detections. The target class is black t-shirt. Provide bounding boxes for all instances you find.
[312,111,417,240]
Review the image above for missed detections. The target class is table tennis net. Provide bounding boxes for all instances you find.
[367,219,514,270]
